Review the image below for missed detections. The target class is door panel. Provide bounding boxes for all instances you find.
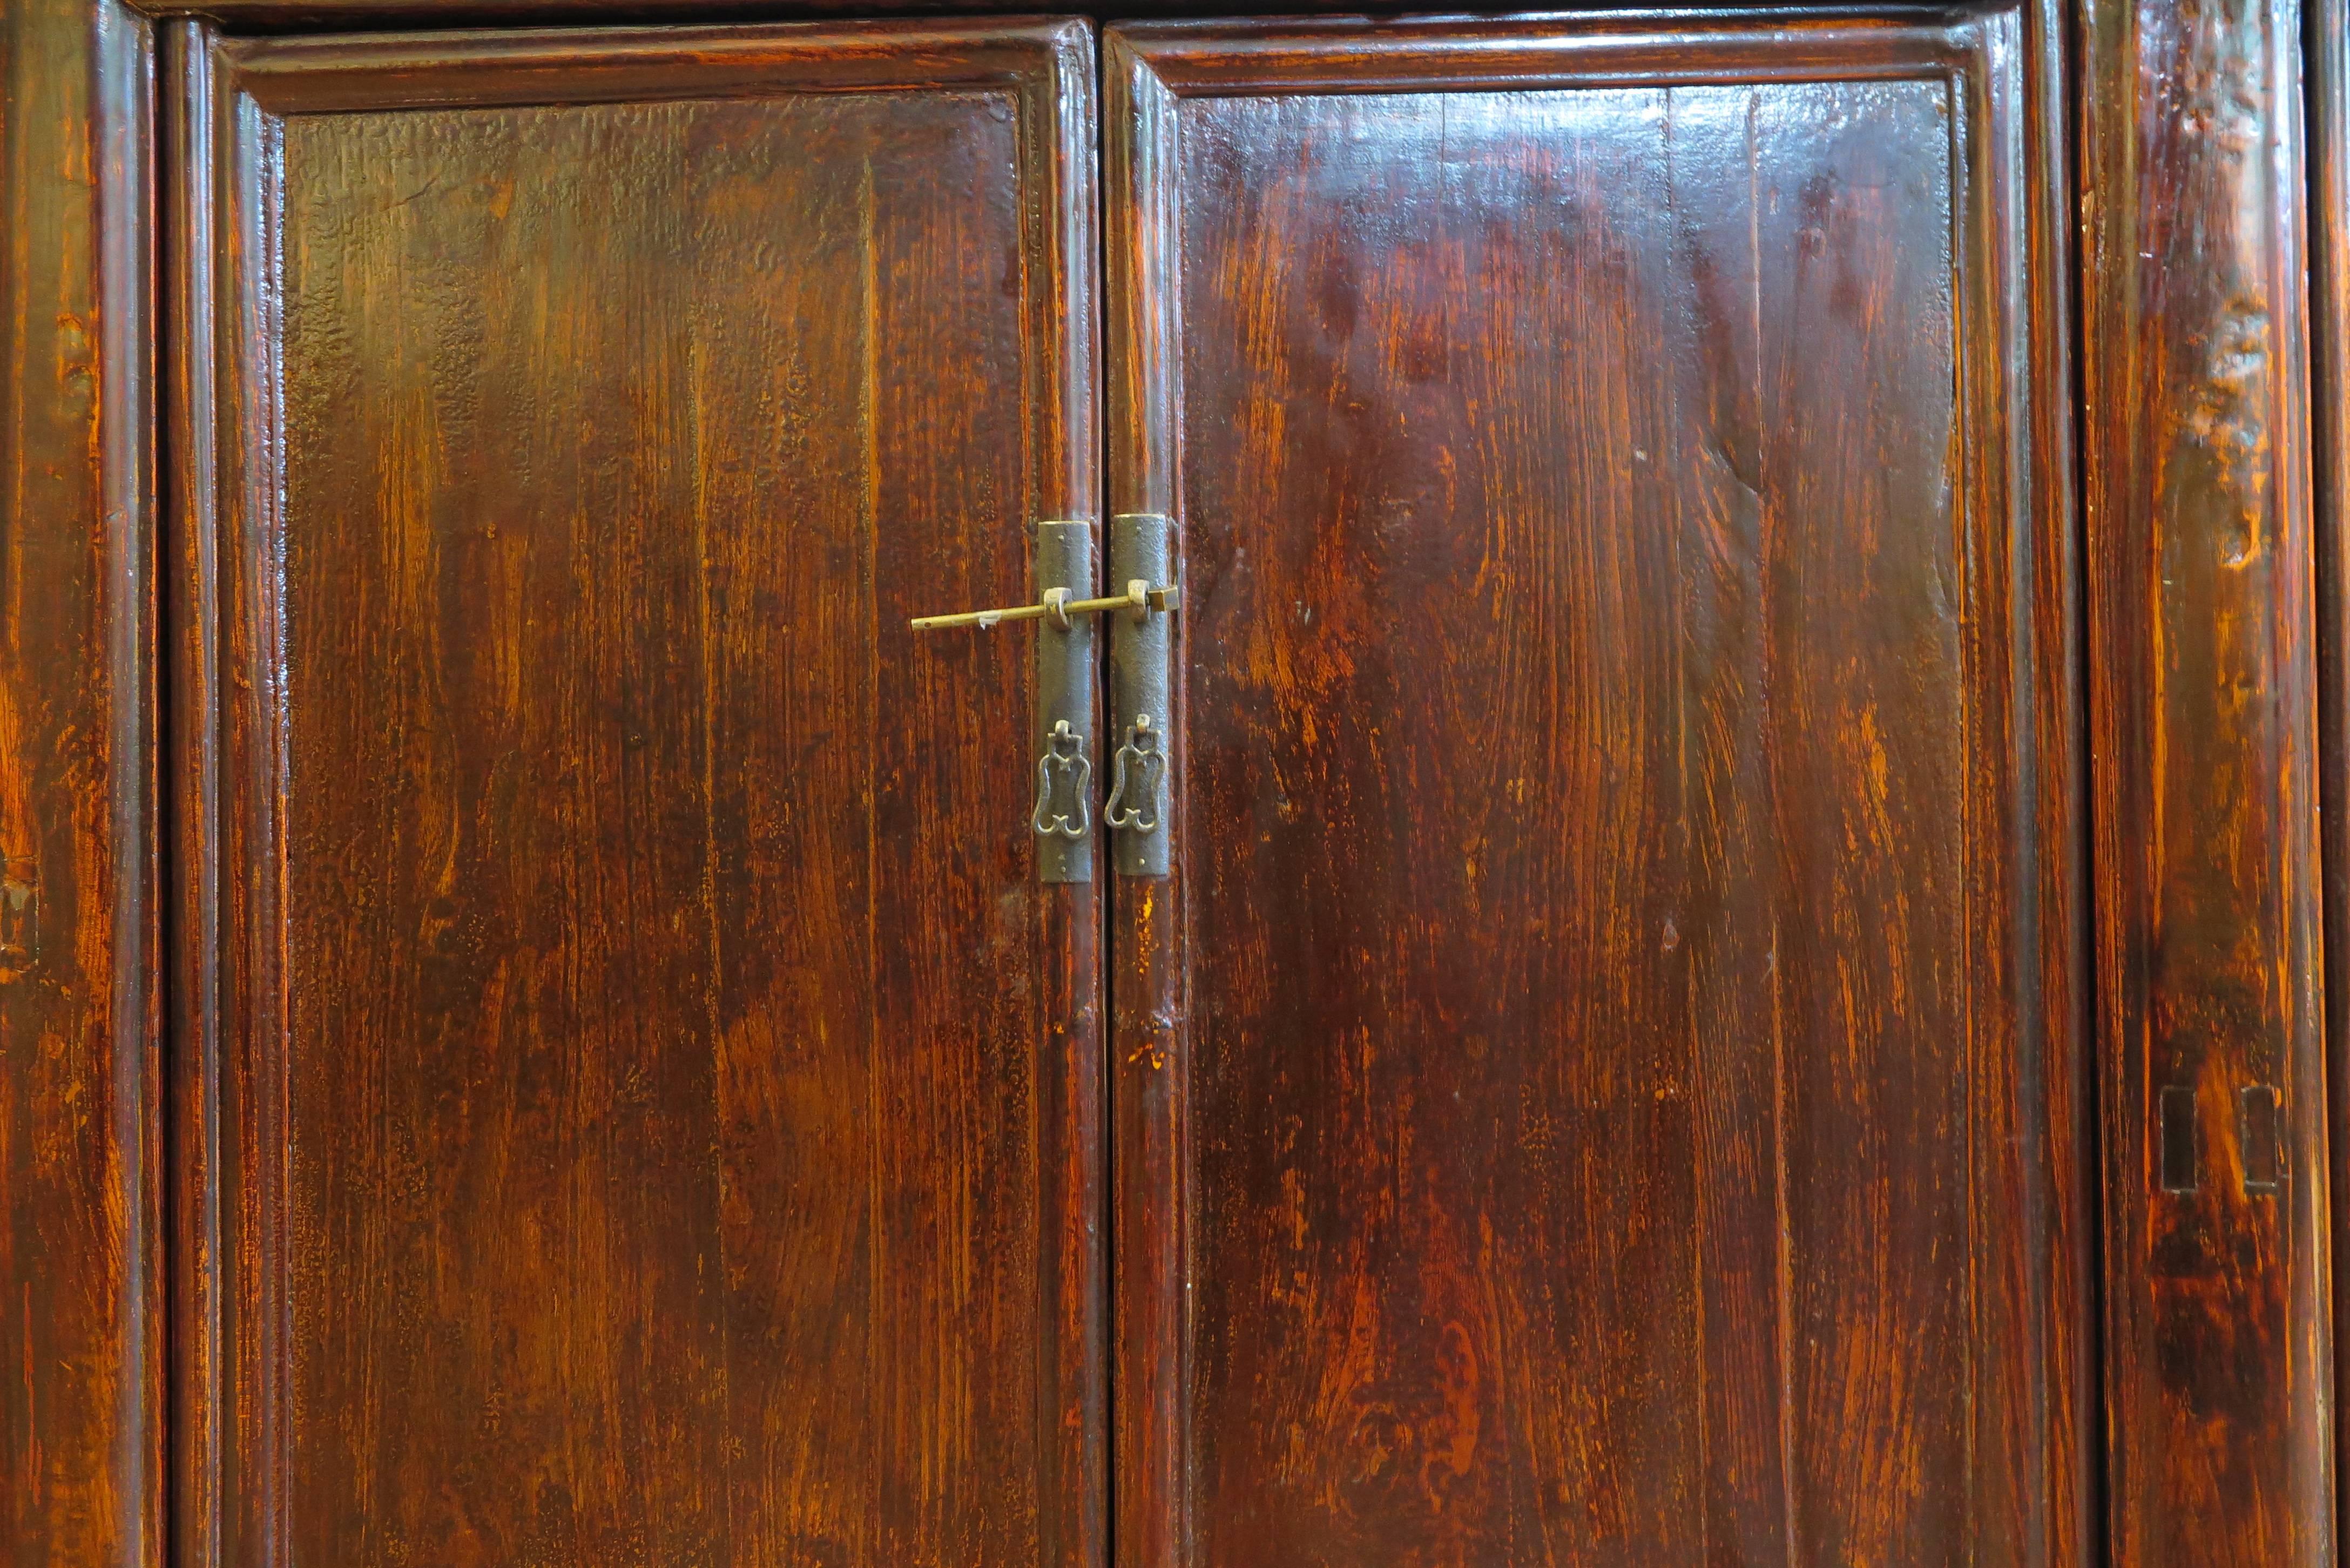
[170,22,1099,1568]
[1106,14,2083,1567]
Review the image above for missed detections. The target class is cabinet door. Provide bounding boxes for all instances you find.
[167,22,1100,1568]
[1105,12,2084,1567]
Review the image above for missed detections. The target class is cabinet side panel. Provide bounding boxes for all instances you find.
[2310,0,2350,1547]
[0,3,159,1568]
[2083,0,2337,1558]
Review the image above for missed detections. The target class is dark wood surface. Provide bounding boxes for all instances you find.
[0,0,2334,1560]
[0,3,160,1568]
[2081,0,2338,1557]
[1108,10,2086,1566]
[168,19,1102,1567]
[125,0,1813,29]
[2308,0,2350,1549]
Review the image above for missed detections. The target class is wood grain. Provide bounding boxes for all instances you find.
[2081,0,2338,1557]
[125,0,1880,28]
[1107,11,2085,1566]
[2313,0,2350,1551]
[13,0,2332,1557]
[0,3,160,1567]
[169,21,1101,1567]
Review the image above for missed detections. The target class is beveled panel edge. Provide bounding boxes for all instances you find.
[211,13,1093,112]
[1110,4,1999,93]
[163,19,228,1568]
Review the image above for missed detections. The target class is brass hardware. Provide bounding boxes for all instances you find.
[1105,714,1165,835]
[909,519,1179,880]
[1032,719,1093,840]
[1109,514,1176,877]
[1031,521,1097,883]
[910,578,1179,632]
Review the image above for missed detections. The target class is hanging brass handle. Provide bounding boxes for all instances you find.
[1104,714,1165,835]
[910,578,1179,632]
[1031,719,1093,840]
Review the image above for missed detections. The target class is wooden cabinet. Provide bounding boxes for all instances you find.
[0,1,2338,1565]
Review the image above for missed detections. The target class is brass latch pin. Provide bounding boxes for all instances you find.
[910,579,1179,632]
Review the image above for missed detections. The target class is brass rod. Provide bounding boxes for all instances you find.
[909,601,1055,631]
[910,584,1178,632]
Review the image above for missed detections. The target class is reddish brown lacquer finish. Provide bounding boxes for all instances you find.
[2084,0,2338,1559]
[2320,0,2350,1552]
[0,2,160,1567]
[1108,12,2084,1567]
[168,20,1101,1568]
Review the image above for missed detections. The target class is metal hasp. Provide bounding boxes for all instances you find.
[903,519,1100,882]
[1031,521,1098,883]
[1110,512,1177,877]
[911,517,1183,883]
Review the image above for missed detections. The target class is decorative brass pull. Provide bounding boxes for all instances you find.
[910,578,1179,633]
[1104,715,1164,835]
[1032,719,1093,840]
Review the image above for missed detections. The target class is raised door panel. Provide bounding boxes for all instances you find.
[168,22,1100,1568]
[1106,13,2084,1568]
